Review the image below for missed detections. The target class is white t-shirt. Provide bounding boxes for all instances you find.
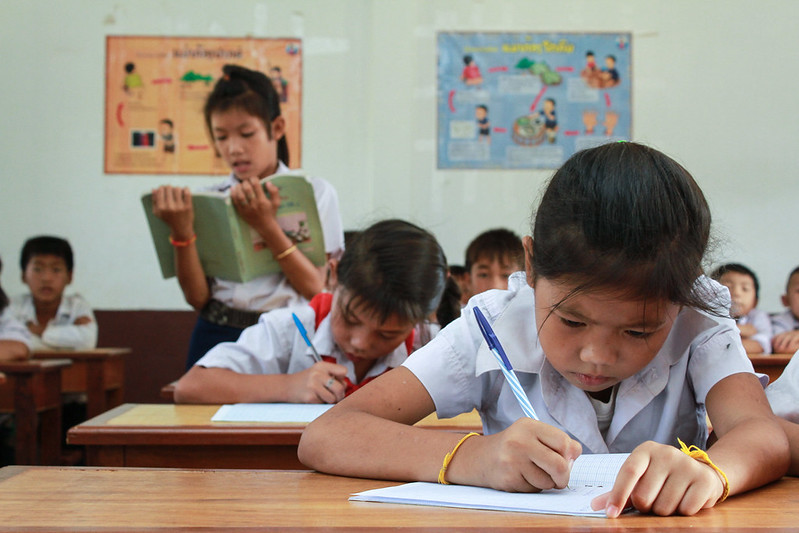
[9,293,96,350]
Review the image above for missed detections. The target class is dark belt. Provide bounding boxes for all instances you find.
[200,299,262,329]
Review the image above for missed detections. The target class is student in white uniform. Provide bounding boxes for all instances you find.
[299,142,789,518]
[0,255,31,361]
[150,64,344,369]
[173,219,447,404]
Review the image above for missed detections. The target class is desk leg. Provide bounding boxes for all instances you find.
[38,405,61,465]
[85,360,105,419]
[13,374,37,465]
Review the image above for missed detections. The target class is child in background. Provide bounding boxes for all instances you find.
[151,64,345,369]
[299,142,788,517]
[772,266,799,354]
[9,236,97,351]
[173,219,447,404]
[0,255,31,361]
[462,228,525,304]
[711,263,772,354]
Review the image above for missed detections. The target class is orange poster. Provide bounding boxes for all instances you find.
[105,36,302,175]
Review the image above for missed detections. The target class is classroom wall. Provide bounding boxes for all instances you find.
[1,0,798,313]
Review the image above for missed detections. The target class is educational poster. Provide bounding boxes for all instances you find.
[437,32,631,169]
[105,36,302,175]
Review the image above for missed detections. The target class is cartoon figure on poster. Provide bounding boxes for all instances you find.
[438,32,631,169]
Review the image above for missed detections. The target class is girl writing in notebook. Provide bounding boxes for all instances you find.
[151,64,345,369]
[173,219,447,404]
[299,142,789,517]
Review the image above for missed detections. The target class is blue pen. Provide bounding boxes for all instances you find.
[292,312,322,363]
[473,306,539,420]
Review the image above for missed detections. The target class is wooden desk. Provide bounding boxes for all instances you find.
[0,358,71,465]
[33,348,130,418]
[68,403,482,469]
[1,466,798,531]
[749,352,793,383]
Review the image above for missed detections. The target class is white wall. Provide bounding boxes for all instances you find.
[1,0,797,312]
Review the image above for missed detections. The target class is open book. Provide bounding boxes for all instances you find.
[350,453,630,517]
[142,173,326,283]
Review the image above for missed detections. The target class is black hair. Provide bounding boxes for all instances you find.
[786,266,799,291]
[436,277,462,328]
[449,265,467,278]
[160,119,173,128]
[20,236,74,273]
[586,50,595,57]
[0,256,8,312]
[476,104,488,112]
[531,141,715,313]
[463,55,473,65]
[465,228,525,272]
[203,64,289,166]
[336,219,448,325]
[124,62,135,73]
[711,263,760,300]
[606,54,617,62]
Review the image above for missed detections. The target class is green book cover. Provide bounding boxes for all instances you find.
[142,173,326,283]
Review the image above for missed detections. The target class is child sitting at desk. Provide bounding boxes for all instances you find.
[9,236,97,350]
[0,255,31,361]
[460,228,525,305]
[173,219,447,404]
[299,142,788,517]
[711,263,772,354]
[772,266,799,354]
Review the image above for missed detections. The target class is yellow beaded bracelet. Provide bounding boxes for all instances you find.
[275,244,298,260]
[438,432,479,485]
[678,439,730,503]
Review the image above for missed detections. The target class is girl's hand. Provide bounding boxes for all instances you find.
[231,178,281,235]
[450,418,581,492]
[591,441,725,517]
[286,361,349,404]
[151,186,194,239]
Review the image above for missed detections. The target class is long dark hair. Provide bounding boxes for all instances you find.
[0,256,8,313]
[203,64,289,166]
[531,141,715,313]
[336,219,448,324]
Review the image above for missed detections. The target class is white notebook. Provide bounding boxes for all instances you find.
[211,403,333,423]
[350,453,630,517]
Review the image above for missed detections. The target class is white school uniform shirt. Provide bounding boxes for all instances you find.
[737,307,773,354]
[771,310,799,336]
[9,293,97,350]
[204,161,345,312]
[765,350,799,422]
[0,307,32,348]
[195,304,410,386]
[404,273,759,454]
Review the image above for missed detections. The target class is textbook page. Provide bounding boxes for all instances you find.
[349,453,630,517]
[211,403,334,423]
[141,173,326,283]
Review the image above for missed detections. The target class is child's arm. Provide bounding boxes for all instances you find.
[592,372,789,517]
[231,178,325,299]
[151,186,211,310]
[298,366,581,491]
[773,331,799,354]
[0,340,30,361]
[38,296,97,350]
[173,362,348,404]
[777,418,799,476]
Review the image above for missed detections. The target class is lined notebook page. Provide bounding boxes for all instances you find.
[350,453,630,517]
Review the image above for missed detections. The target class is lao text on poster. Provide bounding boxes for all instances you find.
[437,32,631,170]
[105,36,302,175]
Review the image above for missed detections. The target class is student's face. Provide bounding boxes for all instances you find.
[782,273,799,319]
[329,290,416,364]
[22,254,72,306]
[718,271,757,318]
[210,107,285,181]
[468,256,520,296]
[532,277,680,399]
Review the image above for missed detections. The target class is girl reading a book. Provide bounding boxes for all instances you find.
[151,64,344,369]
[299,142,789,517]
[172,219,447,405]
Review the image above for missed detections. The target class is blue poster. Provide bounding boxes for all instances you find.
[437,32,631,169]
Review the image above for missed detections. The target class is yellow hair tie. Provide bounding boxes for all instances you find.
[438,432,479,485]
[678,438,730,503]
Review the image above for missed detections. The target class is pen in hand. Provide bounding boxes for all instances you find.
[292,312,322,363]
[473,306,539,420]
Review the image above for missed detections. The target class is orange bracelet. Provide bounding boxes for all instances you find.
[169,234,197,247]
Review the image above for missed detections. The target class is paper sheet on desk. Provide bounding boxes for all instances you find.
[211,403,334,423]
[350,453,630,517]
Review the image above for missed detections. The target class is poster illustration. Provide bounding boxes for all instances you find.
[438,32,631,169]
[105,36,302,175]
